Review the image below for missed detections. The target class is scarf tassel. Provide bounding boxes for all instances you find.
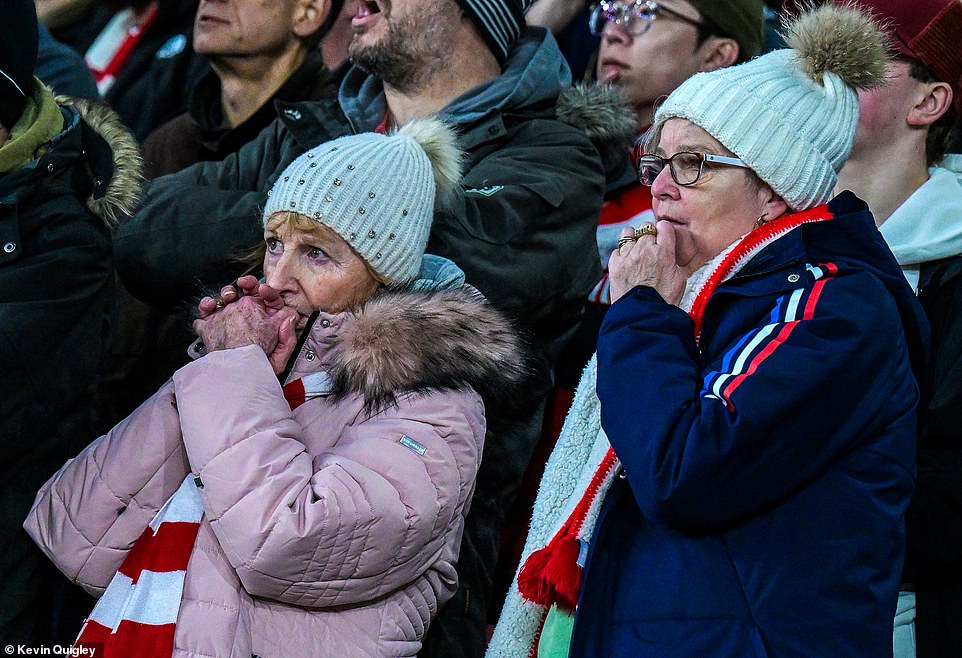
[517,529,583,613]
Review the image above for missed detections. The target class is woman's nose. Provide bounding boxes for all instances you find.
[650,164,678,198]
[264,254,295,292]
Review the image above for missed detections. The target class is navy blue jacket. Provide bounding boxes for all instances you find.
[573,193,929,657]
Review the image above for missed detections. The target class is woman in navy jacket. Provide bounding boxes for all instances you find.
[490,5,930,658]
[584,6,930,657]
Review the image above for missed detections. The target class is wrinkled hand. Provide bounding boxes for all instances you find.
[197,275,285,318]
[194,276,299,374]
[608,221,687,306]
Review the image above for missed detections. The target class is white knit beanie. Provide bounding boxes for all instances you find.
[264,120,462,285]
[652,3,890,210]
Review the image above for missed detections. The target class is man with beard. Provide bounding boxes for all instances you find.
[112,1,605,655]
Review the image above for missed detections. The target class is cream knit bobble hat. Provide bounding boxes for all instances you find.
[652,3,890,210]
[264,119,462,285]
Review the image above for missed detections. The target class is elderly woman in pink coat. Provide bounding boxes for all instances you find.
[25,120,527,658]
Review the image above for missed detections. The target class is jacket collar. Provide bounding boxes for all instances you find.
[334,27,567,145]
[287,283,528,414]
[879,154,962,271]
[189,50,332,151]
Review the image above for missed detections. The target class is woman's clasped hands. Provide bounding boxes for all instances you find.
[193,274,299,374]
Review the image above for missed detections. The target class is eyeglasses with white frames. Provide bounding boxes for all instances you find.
[637,151,751,186]
[588,0,705,37]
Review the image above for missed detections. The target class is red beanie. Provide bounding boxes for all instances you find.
[856,0,962,111]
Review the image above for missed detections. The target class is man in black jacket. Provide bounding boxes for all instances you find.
[142,0,343,177]
[0,0,142,644]
[114,1,606,654]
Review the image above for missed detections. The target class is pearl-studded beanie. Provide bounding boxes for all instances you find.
[264,119,462,285]
[652,3,891,210]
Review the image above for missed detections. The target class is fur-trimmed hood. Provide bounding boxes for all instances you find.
[318,286,531,414]
[58,96,144,225]
[556,83,638,166]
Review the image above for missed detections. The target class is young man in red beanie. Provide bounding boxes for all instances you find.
[835,1,962,656]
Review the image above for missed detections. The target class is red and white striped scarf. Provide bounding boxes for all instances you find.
[75,370,331,656]
[74,475,203,657]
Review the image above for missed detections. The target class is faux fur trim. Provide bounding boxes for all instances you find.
[326,287,530,413]
[783,2,890,91]
[557,83,638,162]
[58,96,145,225]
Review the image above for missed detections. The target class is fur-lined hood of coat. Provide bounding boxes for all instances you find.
[556,83,638,168]
[313,286,531,414]
[58,96,144,225]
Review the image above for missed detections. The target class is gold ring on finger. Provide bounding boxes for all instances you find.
[634,223,657,239]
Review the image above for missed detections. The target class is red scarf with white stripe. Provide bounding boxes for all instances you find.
[74,476,203,657]
[516,206,835,632]
[75,371,328,656]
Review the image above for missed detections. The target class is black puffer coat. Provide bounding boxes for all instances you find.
[0,95,142,644]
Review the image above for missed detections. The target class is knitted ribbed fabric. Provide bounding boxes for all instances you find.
[457,0,533,63]
[654,48,859,210]
[264,132,435,286]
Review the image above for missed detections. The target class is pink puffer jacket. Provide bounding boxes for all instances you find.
[25,288,526,657]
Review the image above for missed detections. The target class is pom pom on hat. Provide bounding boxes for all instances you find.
[785,2,889,90]
[264,119,462,286]
[652,2,892,211]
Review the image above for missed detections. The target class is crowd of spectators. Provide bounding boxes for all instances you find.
[1,0,960,656]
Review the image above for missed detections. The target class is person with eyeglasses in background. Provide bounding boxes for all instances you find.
[488,4,929,657]
[525,0,783,81]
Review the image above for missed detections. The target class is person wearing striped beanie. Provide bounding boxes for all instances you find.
[457,0,530,63]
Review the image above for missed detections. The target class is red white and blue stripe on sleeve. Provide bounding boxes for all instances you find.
[701,262,838,411]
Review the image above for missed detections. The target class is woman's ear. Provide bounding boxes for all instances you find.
[759,183,789,221]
